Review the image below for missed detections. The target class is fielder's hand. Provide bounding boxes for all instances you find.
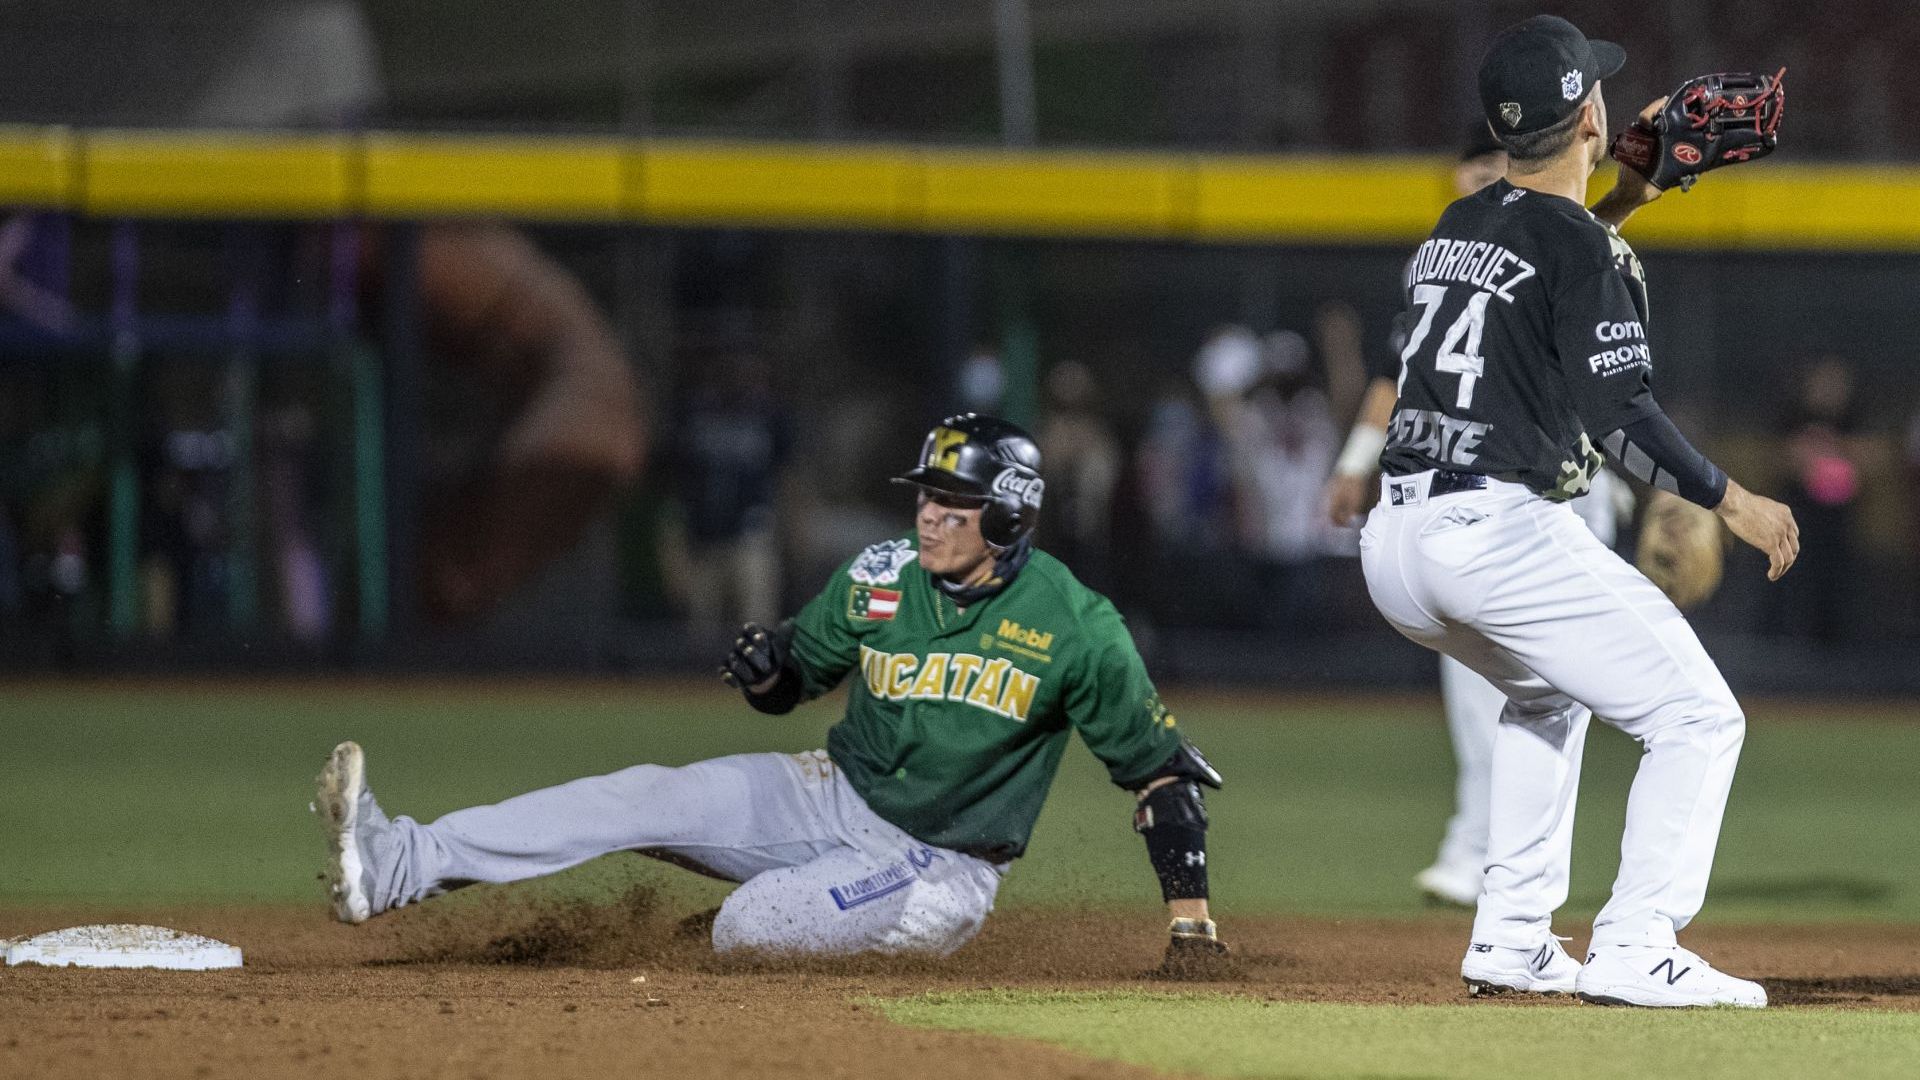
[720,622,787,693]
[1714,480,1800,581]
[1153,918,1235,981]
[1324,473,1376,527]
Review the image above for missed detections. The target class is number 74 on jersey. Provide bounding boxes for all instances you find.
[1399,284,1491,409]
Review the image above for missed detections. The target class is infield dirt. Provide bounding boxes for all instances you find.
[4,893,1919,1080]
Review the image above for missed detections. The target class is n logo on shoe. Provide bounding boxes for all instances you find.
[1649,958,1693,985]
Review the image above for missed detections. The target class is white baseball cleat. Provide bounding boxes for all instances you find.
[1462,935,1581,996]
[314,740,377,924]
[1575,945,1767,1008]
[1416,862,1483,908]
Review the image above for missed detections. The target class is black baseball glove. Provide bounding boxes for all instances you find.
[719,622,788,691]
[1610,68,1786,192]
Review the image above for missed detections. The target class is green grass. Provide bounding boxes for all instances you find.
[2,682,1918,922]
[879,990,1920,1080]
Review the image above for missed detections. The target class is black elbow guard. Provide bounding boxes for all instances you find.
[1135,780,1210,902]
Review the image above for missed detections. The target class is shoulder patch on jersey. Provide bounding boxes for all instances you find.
[849,539,917,586]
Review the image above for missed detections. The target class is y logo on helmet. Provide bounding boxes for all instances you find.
[1499,101,1523,128]
[1561,70,1584,101]
[931,427,969,471]
[991,468,1044,509]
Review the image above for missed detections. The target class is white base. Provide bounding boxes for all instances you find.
[4,924,243,970]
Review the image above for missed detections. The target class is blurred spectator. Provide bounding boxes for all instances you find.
[1770,357,1869,641]
[659,355,791,646]
[261,402,331,643]
[958,345,1006,414]
[1136,380,1227,554]
[1907,404,1920,579]
[1205,317,1352,633]
[141,424,233,636]
[1036,360,1121,588]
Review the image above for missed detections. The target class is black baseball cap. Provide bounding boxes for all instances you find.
[1478,15,1625,136]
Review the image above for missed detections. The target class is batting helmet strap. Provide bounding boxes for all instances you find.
[894,413,1044,549]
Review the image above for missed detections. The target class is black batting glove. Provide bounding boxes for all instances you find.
[720,622,786,691]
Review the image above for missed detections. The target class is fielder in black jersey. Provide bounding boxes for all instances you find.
[1360,14,1799,1010]
[1383,177,1666,501]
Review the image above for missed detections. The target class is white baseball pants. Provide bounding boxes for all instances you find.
[367,749,1004,956]
[1429,468,1622,883]
[1362,470,1744,950]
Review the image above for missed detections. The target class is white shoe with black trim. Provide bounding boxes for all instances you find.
[1461,934,1581,996]
[1575,945,1766,1008]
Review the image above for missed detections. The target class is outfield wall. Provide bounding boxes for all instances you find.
[4,126,1919,250]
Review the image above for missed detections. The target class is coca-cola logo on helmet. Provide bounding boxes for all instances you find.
[991,468,1044,509]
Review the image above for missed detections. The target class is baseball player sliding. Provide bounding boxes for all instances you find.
[316,414,1229,971]
[1361,15,1794,1007]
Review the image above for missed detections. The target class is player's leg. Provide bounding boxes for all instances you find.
[1465,502,1744,948]
[317,744,844,921]
[711,842,1005,956]
[1421,655,1507,906]
[1361,493,1585,994]
[1450,501,1762,1005]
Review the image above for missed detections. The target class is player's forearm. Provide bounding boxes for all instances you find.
[1334,378,1400,476]
[1589,174,1661,230]
[1598,410,1727,509]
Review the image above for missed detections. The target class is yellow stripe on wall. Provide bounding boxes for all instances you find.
[0,125,1916,250]
[917,149,1189,237]
[634,142,915,228]
[362,134,624,220]
[1192,155,1456,242]
[83,131,350,217]
[0,126,78,206]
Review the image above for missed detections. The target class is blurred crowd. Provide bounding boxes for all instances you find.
[634,323,1920,649]
[7,262,1920,659]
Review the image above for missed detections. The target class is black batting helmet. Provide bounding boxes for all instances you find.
[893,413,1044,549]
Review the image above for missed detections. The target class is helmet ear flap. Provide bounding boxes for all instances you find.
[979,500,1022,549]
[980,462,1042,549]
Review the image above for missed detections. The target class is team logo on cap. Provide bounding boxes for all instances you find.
[1561,70,1584,101]
[1499,102,1523,128]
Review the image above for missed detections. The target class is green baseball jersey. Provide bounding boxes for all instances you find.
[788,534,1183,861]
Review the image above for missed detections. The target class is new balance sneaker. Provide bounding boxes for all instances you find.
[313,740,384,924]
[1575,945,1767,1008]
[1416,862,1483,908]
[1461,935,1581,996]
